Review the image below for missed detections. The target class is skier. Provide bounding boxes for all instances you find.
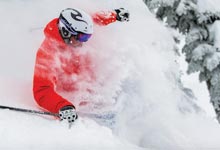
[33,8,129,125]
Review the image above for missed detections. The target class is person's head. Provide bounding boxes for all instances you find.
[58,8,93,47]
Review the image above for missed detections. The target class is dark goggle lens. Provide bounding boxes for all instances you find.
[77,33,92,42]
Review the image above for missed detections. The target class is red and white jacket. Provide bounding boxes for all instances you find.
[33,11,117,113]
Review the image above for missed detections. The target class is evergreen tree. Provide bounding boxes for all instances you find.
[144,0,220,122]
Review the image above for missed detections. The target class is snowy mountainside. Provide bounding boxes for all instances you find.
[1,0,220,150]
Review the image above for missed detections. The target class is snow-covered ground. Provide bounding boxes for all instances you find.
[1,0,220,149]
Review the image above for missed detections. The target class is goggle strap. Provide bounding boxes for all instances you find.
[60,18,78,35]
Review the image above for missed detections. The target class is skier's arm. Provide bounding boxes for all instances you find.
[92,8,129,26]
[33,42,74,114]
[33,76,74,114]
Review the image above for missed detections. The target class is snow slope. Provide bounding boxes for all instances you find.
[1,0,220,149]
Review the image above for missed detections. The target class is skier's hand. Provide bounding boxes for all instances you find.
[59,106,78,127]
[115,8,130,22]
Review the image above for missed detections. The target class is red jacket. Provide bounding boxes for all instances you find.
[33,11,117,113]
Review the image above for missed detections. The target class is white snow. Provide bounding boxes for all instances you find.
[1,0,220,150]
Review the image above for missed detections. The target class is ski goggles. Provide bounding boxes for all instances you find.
[76,33,92,42]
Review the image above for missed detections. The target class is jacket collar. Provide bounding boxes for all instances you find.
[44,18,66,46]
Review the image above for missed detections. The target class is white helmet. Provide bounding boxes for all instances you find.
[58,8,93,43]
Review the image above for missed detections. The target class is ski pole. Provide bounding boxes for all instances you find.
[0,105,115,119]
[0,105,59,117]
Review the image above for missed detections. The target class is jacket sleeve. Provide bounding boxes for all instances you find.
[33,40,74,114]
[92,10,117,26]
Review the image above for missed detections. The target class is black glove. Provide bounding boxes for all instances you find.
[59,106,78,124]
[115,8,130,22]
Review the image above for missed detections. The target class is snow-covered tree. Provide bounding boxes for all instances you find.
[144,0,220,122]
